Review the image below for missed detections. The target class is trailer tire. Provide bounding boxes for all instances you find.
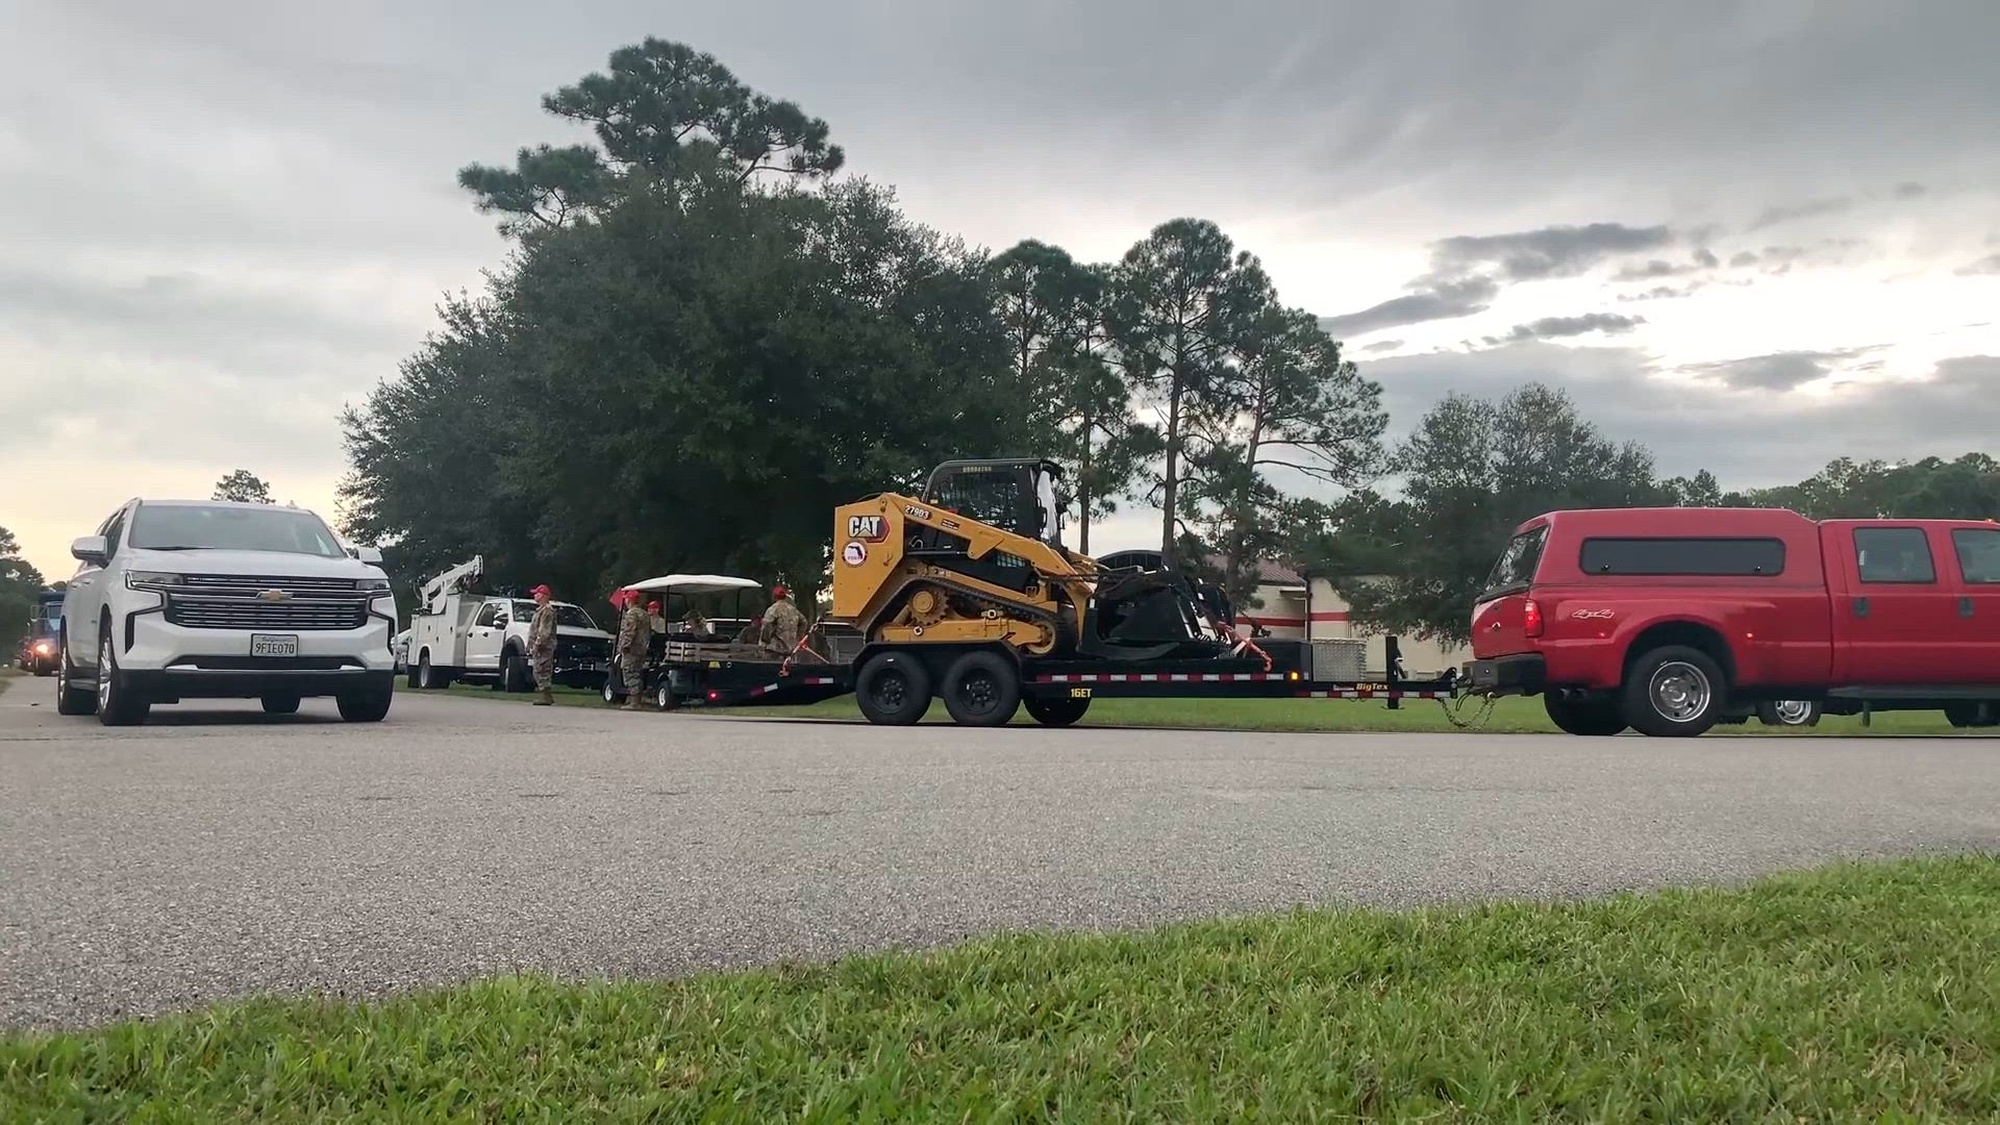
[940,649,1021,727]
[1024,694,1090,727]
[856,651,933,726]
[1543,694,1627,736]
[1622,645,1725,737]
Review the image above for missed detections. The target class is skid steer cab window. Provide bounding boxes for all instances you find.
[931,469,1029,534]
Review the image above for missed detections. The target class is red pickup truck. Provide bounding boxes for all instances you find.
[1466,507,2000,736]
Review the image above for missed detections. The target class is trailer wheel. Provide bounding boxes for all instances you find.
[1622,645,1725,737]
[1024,694,1090,727]
[1543,694,1626,736]
[856,651,933,725]
[940,649,1021,727]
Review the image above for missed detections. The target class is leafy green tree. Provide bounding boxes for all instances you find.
[1188,304,1388,606]
[0,526,48,652]
[1723,454,2000,519]
[457,38,842,237]
[989,240,1152,553]
[1313,384,1659,644]
[341,38,1036,608]
[1659,469,1722,507]
[211,469,273,504]
[1106,219,1271,563]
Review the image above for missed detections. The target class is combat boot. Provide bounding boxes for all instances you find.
[534,688,554,706]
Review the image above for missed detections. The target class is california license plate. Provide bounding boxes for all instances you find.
[250,634,299,658]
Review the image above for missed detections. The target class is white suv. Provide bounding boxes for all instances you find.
[56,498,399,726]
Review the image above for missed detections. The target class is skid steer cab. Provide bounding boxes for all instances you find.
[828,457,1268,727]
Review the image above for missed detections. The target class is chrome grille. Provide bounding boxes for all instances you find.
[165,597,369,631]
[158,574,372,632]
[178,574,369,596]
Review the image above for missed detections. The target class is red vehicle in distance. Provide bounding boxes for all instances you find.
[1466,507,2000,736]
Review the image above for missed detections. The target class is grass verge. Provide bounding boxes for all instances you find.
[5,854,1997,1119]
[409,679,1984,736]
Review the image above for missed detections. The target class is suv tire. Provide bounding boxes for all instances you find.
[55,630,96,716]
[1622,645,1725,737]
[96,631,150,727]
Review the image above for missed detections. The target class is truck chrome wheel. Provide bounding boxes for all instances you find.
[1649,661,1711,722]
[1772,700,1813,724]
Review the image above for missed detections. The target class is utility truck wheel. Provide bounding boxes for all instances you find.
[1622,646,1725,737]
[55,633,96,716]
[855,651,933,726]
[1024,694,1090,727]
[1543,694,1627,736]
[95,632,150,727]
[940,650,1021,727]
[1757,700,1821,727]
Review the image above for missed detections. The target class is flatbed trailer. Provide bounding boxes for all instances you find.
[651,634,1466,722]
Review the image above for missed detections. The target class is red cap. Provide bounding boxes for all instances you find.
[772,584,789,599]
[530,584,552,597]
[647,600,661,611]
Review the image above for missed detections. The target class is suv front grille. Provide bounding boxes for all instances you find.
[158,574,372,632]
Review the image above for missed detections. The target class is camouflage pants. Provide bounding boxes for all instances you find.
[619,653,646,695]
[531,643,555,691]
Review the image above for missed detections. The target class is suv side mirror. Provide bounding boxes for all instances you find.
[70,536,108,565]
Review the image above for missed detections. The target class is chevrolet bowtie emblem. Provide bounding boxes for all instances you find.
[256,589,292,602]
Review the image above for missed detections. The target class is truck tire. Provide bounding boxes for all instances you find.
[1757,700,1821,727]
[338,685,393,722]
[95,632,150,727]
[1943,702,1999,728]
[940,649,1021,727]
[55,632,97,716]
[1622,645,1725,737]
[1024,694,1091,727]
[855,651,933,726]
[1543,694,1627,736]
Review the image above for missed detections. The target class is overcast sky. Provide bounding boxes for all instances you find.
[4,0,1998,577]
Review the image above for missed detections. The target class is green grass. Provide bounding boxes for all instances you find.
[5,855,1997,1120]
[413,678,1985,736]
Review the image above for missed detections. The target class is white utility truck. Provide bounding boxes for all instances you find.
[405,557,614,692]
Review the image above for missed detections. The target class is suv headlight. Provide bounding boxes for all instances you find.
[356,578,391,592]
[125,571,184,590]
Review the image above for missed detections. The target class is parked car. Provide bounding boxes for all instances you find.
[56,498,398,726]
[1466,507,2000,736]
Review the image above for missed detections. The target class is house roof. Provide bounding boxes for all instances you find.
[1203,553,1305,586]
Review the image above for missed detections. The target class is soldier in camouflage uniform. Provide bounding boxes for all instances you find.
[528,583,559,706]
[760,583,807,658]
[615,589,650,711]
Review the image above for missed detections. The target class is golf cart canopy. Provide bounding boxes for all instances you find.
[622,574,763,597]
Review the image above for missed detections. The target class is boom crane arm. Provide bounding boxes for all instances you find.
[418,556,484,614]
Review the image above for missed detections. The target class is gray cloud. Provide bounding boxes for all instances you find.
[1748,197,1854,231]
[1364,344,2000,491]
[1319,277,1500,338]
[1360,339,1405,354]
[1611,246,1720,281]
[1680,349,1885,392]
[1957,253,2000,276]
[1486,313,1646,345]
[1323,221,1678,338]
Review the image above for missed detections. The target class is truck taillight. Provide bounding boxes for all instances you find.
[1522,598,1544,638]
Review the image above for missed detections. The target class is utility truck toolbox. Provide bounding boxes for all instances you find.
[1466,506,2000,737]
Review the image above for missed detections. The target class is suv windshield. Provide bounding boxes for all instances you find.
[510,601,599,630]
[127,504,347,558]
[1481,525,1548,599]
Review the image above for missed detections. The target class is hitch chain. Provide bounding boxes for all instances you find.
[1437,691,1499,731]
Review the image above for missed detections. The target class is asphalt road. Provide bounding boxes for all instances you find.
[3,680,1998,1030]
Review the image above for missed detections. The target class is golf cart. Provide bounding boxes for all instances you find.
[600,573,769,706]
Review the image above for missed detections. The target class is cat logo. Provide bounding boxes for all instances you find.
[847,514,888,542]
